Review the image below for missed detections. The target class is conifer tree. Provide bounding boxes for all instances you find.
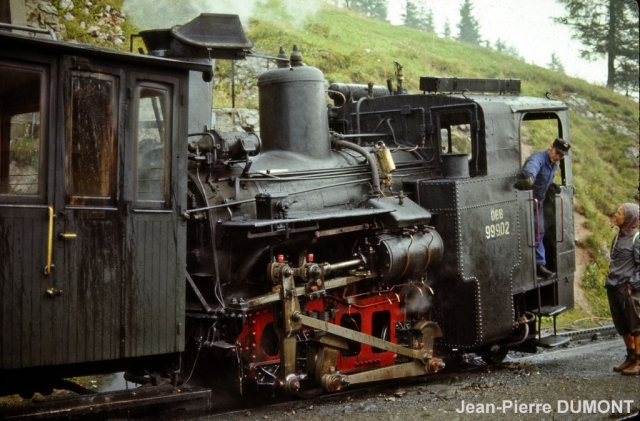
[420,7,435,33]
[402,0,421,29]
[443,18,451,38]
[547,53,566,74]
[554,0,638,93]
[456,0,482,46]
[347,0,388,22]
[401,0,434,33]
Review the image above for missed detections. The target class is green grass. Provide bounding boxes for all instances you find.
[9,135,38,167]
[541,308,612,332]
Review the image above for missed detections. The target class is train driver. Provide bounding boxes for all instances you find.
[515,138,571,279]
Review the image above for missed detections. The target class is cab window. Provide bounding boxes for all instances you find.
[439,110,473,159]
[520,113,566,185]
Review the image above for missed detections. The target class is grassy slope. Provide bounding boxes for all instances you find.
[243,2,640,318]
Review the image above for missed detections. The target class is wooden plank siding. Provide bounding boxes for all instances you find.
[60,216,122,365]
[125,218,181,358]
[0,209,49,370]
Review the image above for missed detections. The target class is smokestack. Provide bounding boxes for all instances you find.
[139,14,253,133]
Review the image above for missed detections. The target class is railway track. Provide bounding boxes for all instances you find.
[0,325,621,421]
[208,324,621,419]
[545,324,617,341]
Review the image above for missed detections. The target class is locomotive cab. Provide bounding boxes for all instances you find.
[331,76,575,355]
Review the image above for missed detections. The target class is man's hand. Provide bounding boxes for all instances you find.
[514,175,533,190]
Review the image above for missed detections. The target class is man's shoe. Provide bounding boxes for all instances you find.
[536,265,555,279]
[613,355,635,372]
[621,359,640,376]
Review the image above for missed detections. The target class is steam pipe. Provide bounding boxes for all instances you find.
[355,96,368,145]
[505,312,535,347]
[505,323,529,347]
[331,136,381,193]
[325,258,364,274]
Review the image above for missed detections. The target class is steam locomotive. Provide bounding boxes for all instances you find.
[0,14,575,399]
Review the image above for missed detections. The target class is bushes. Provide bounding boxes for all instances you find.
[582,262,611,317]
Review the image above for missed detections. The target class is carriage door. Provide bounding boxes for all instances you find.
[53,59,125,365]
[122,74,185,358]
[0,59,56,370]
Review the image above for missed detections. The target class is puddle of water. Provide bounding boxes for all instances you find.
[97,372,137,392]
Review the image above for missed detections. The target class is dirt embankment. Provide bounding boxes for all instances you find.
[572,210,592,314]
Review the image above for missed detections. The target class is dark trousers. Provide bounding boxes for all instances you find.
[607,283,640,336]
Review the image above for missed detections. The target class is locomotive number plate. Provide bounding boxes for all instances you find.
[485,208,510,239]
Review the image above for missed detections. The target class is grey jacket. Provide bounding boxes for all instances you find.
[606,231,640,289]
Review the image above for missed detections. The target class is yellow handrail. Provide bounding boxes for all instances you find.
[44,206,54,275]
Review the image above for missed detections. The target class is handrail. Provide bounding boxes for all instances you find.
[530,198,540,248]
[44,206,55,275]
[556,194,565,243]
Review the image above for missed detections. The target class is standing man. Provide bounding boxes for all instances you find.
[515,138,571,279]
[607,203,640,375]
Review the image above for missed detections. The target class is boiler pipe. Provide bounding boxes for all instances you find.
[331,137,381,194]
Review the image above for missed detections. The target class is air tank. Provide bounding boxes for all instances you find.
[257,51,330,159]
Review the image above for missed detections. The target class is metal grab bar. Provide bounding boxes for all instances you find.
[529,198,540,248]
[556,194,565,243]
[44,206,55,275]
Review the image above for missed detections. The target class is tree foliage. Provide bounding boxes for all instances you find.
[420,6,435,33]
[346,0,388,22]
[548,52,566,74]
[554,0,639,94]
[402,0,434,33]
[443,18,451,38]
[402,0,420,29]
[492,38,522,60]
[456,0,481,46]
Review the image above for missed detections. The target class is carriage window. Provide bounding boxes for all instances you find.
[135,83,171,206]
[66,72,118,205]
[0,63,45,196]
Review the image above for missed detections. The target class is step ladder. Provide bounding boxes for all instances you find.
[531,305,570,348]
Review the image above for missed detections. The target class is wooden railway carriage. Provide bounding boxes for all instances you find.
[0,27,212,396]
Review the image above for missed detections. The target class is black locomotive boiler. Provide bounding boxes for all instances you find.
[0,14,575,399]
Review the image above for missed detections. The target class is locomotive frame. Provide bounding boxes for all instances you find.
[0,14,574,399]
